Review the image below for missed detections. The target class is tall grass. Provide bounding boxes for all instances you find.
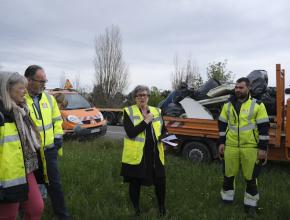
[42,138,290,220]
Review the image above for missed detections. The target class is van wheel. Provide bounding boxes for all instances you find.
[182,141,211,162]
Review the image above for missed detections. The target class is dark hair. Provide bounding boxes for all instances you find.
[236,77,250,87]
[24,65,43,78]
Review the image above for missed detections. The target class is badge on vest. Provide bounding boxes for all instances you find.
[42,103,48,108]
[241,109,249,114]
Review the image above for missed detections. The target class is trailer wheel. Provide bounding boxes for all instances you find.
[182,141,211,162]
[103,112,115,125]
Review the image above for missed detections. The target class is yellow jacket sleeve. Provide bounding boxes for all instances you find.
[51,95,64,138]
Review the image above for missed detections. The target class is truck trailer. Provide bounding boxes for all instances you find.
[163,64,290,163]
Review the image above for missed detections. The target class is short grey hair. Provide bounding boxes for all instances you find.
[132,85,150,98]
[0,71,27,111]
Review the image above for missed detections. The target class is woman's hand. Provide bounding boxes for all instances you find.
[144,113,154,124]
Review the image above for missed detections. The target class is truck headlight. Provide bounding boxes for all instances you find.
[99,113,104,121]
[67,115,83,124]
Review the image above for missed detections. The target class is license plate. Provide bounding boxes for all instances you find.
[91,128,100,133]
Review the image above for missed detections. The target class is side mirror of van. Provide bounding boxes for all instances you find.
[285,88,290,94]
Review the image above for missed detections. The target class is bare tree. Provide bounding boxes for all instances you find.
[72,73,91,97]
[93,25,129,107]
[74,73,80,91]
[171,55,203,90]
[59,71,66,88]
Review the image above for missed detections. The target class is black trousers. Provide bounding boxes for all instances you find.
[129,177,166,211]
[45,147,70,219]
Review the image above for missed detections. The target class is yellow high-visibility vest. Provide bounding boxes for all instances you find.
[0,121,26,189]
[219,97,269,148]
[25,92,64,183]
[122,105,165,165]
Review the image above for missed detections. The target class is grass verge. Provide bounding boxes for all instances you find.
[41,138,290,220]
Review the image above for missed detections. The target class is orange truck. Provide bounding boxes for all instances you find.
[48,88,107,139]
[163,64,290,163]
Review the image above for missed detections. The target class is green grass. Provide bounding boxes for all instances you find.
[42,138,290,220]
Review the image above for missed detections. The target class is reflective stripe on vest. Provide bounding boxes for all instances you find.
[0,176,26,188]
[259,135,269,140]
[44,91,53,117]
[52,116,62,123]
[256,118,269,124]
[127,106,134,123]
[54,134,63,139]
[219,132,226,136]
[219,115,227,123]
[37,123,53,132]
[227,99,257,132]
[125,135,145,142]
[0,134,20,145]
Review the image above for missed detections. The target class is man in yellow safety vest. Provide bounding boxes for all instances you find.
[218,77,269,217]
[24,65,71,220]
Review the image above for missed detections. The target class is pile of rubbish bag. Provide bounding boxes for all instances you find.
[248,70,276,115]
[159,69,278,119]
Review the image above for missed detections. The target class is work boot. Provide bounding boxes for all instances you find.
[244,205,257,218]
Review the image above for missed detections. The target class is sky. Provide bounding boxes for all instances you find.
[0,0,290,93]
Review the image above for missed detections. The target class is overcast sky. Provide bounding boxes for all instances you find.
[0,0,290,92]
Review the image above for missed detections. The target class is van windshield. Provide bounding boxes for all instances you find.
[64,93,91,110]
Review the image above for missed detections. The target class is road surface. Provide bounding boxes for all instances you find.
[105,125,125,139]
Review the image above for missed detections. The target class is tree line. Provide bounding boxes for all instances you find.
[64,25,235,108]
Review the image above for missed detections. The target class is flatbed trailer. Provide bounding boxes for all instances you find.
[164,64,290,162]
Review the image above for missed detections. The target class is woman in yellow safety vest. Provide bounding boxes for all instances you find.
[121,85,167,217]
[0,72,44,220]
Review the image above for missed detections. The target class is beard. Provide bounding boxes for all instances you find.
[235,92,248,99]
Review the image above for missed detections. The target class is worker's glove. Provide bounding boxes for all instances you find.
[54,138,63,150]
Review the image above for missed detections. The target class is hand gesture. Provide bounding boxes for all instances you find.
[144,112,154,124]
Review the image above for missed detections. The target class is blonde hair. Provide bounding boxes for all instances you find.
[0,71,27,111]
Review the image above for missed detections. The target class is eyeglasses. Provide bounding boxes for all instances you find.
[136,94,149,98]
[30,78,48,84]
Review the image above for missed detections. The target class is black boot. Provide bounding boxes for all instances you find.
[159,206,166,217]
[134,207,140,217]
[244,205,257,218]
